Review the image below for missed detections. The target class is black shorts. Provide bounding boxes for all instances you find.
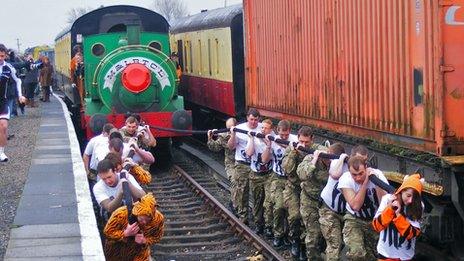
[0,101,10,120]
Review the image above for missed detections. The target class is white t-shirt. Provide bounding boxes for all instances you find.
[84,134,108,170]
[250,137,273,173]
[320,159,349,214]
[93,172,143,205]
[375,194,420,260]
[271,134,298,176]
[337,168,389,219]
[121,143,144,164]
[233,122,262,163]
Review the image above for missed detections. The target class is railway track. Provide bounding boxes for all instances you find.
[149,161,284,260]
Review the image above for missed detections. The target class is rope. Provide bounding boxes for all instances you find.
[147,124,395,192]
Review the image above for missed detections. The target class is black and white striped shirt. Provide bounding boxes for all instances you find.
[0,61,22,102]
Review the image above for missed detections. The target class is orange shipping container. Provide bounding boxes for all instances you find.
[244,0,464,156]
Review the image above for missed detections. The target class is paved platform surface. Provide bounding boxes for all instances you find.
[5,94,104,260]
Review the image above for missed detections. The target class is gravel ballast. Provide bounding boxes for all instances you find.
[0,106,42,260]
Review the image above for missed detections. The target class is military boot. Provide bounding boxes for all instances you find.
[299,244,307,261]
[283,236,292,247]
[264,226,273,239]
[273,236,284,248]
[291,238,300,257]
[254,225,264,235]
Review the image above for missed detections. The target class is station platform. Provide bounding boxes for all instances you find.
[4,94,104,260]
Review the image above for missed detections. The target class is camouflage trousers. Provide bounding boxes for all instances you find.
[342,213,378,261]
[234,163,252,223]
[250,171,271,225]
[269,174,287,237]
[300,192,323,260]
[319,204,343,261]
[263,173,275,228]
[225,164,238,210]
[283,181,302,240]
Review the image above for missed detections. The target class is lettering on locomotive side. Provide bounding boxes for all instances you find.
[446,6,464,26]
[103,57,171,91]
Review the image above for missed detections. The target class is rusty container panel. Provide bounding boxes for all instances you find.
[244,0,464,155]
[441,0,464,155]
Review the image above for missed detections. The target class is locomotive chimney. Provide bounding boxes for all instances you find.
[126,19,141,45]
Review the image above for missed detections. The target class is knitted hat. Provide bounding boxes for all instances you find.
[132,193,157,217]
[395,174,424,195]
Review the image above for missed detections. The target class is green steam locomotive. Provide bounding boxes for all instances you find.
[55,5,191,140]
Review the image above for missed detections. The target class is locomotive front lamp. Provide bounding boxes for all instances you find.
[121,63,152,94]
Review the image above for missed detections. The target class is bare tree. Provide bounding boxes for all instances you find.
[66,7,93,24]
[153,0,189,24]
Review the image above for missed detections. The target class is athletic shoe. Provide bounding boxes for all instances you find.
[0,152,8,162]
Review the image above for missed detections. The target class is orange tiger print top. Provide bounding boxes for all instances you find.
[103,206,164,261]
[130,165,152,185]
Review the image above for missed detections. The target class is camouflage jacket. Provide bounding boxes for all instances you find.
[297,152,329,199]
[120,127,149,150]
[207,133,235,167]
[282,143,322,186]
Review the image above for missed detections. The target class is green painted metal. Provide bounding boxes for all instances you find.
[127,24,141,45]
[82,31,180,116]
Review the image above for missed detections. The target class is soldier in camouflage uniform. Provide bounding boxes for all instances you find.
[228,109,262,224]
[297,144,337,260]
[266,120,298,246]
[207,118,237,212]
[318,143,348,261]
[281,126,321,259]
[120,115,157,150]
[245,119,274,234]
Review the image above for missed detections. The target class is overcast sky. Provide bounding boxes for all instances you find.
[0,0,242,52]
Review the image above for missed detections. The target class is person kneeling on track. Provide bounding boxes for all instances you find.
[93,158,146,218]
[104,193,164,261]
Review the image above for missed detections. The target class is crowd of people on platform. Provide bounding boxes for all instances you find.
[0,43,53,162]
[83,115,163,261]
[207,108,424,261]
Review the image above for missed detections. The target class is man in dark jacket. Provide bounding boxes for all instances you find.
[23,54,39,107]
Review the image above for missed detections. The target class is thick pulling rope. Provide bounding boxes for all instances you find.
[121,149,138,224]
[147,124,396,193]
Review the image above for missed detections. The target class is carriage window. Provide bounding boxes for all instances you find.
[208,39,212,76]
[215,39,220,75]
[198,40,202,75]
[92,43,105,57]
[184,43,189,72]
[177,40,184,71]
[189,41,193,73]
[149,41,162,51]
